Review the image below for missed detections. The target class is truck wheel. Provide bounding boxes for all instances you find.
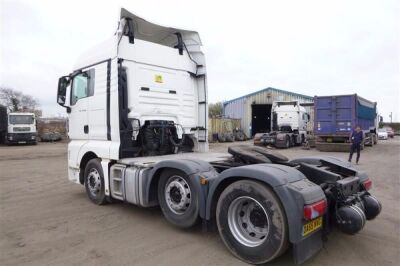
[158,169,199,228]
[216,180,288,264]
[285,136,290,148]
[84,158,107,205]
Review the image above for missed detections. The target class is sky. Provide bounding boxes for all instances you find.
[1,0,399,121]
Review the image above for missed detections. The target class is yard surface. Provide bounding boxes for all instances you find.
[0,138,399,266]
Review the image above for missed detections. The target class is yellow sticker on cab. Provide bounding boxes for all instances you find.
[155,74,163,83]
[302,216,323,236]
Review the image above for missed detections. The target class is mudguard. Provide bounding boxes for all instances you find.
[205,163,326,245]
[149,159,215,176]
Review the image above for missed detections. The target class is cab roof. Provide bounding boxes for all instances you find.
[120,8,202,47]
[74,8,202,70]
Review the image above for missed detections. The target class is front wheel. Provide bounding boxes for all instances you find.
[216,180,288,264]
[158,169,199,228]
[84,158,107,205]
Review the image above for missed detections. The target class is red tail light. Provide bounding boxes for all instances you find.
[363,179,372,191]
[304,200,327,220]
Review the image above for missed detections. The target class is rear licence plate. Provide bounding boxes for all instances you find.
[302,216,323,236]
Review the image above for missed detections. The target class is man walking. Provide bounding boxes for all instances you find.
[348,125,363,164]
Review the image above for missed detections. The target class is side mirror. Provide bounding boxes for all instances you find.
[57,76,70,106]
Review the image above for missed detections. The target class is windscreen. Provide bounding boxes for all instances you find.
[9,115,34,125]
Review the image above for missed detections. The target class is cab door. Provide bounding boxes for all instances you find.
[68,71,92,140]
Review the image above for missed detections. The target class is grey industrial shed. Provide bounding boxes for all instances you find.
[223,87,314,137]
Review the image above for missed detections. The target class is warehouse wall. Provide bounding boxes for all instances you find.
[224,88,313,137]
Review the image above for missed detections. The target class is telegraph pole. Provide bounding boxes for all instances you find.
[389,112,392,123]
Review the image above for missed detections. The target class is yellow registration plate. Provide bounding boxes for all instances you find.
[302,217,323,236]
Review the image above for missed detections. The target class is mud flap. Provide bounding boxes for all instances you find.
[292,230,323,264]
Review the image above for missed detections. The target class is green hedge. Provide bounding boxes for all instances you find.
[379,122,400,132]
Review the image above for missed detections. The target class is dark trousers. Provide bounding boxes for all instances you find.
[349,143,361,162]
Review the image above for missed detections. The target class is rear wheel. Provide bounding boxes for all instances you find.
[84,158,107,205]
[158,169,199,228]
[216,180,288,264]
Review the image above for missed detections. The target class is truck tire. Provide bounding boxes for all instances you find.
[225,133,234,142]
[84,158,107,205]
[158,169,199,228]
[285,136,290,148]
[216,180,288,264]
[218,133,226,142]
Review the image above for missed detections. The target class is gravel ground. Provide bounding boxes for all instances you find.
[0,138,399,266]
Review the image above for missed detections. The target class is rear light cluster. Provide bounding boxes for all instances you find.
[304,199,327,220]
[363,179,372,191]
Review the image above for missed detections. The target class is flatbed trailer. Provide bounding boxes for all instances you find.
[56,9,382,264]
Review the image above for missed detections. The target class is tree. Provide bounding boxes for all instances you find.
[0,87,40,115]
[209,102,224,118]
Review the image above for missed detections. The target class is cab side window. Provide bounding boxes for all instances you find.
[71,69,95,105]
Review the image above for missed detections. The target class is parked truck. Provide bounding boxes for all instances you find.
[254,101,310,148]
[314,94,378,152]
[56,9,381,264]
[0,108,37,145]
[0,105,7,144]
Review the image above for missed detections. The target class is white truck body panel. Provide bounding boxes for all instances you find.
[119,38,199,131]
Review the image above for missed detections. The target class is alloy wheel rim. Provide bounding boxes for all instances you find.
[227,196,270,247]
[165,175,191,215]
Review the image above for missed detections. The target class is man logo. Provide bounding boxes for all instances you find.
[155,75,163,83]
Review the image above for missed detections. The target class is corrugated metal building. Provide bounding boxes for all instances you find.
[223,87,314,137]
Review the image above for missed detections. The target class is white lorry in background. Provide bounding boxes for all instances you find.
[2,112,37,145]
[254,101,310,148]
[55,9,381,265]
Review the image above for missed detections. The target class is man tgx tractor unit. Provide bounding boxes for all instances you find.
[56,9,381,264]
[254,101,310,148]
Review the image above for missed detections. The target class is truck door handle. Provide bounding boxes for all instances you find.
[84,125,89,134]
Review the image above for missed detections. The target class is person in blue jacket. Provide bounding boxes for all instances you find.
[348,125,363,164]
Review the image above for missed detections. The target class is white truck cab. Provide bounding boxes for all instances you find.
[6,112,37,144]
[57,9,208,185]
[272,101,309,132]
[255,101,310,148]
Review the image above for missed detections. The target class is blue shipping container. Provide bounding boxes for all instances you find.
[314,94,376,136]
